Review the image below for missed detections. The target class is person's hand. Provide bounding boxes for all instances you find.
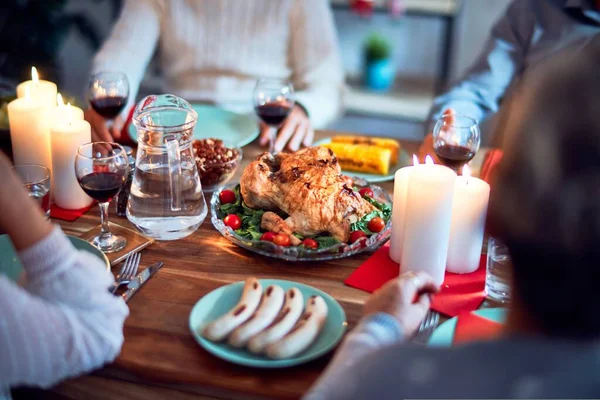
[85,107,125,142]
[363,271,439,336]
[259,105,314,153]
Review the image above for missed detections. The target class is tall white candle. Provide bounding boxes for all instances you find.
[400,157,457,286]
[8,90,52,168]
[446,165,490,274]
[389,155,419,263]
[50,107,93,209]
[16,67,57,107]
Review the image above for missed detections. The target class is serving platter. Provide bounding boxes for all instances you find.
[189,279,347,368]
[211,182,393,261]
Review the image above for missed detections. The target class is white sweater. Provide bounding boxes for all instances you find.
[93,0,345,128]
[0,227,128,398]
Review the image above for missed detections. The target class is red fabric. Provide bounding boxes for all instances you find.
[50,203,94,222]
[117,106,136,146]
[344,244,487,317]
[452,312,503,345]
[480,149,503,184]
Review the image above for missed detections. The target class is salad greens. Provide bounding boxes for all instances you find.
[218,184,391,249]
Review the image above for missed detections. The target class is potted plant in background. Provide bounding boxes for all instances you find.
[363,33,396,91]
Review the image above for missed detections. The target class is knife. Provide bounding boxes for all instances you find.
[121,262,163,303]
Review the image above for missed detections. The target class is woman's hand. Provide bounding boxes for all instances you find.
[418,108,457,163]
[259,105,314,153]
[363,271,439,336]
[85,108,125,142]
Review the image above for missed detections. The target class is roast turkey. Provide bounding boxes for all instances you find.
[240,147,375,242]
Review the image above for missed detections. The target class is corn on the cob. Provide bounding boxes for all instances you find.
[322,142,392,175]
[332,135,400,165]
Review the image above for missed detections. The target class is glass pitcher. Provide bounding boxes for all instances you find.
[127,94,207,240]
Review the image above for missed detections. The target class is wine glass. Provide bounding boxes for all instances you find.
[87,71,130,127]
[253,78,295,154]
[75,142,128,253]
[433,113,481,173]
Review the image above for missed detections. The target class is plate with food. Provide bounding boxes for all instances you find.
[211,147,392,261]
[313,135,412,183]
[189,277,347,368]
[128,104,259,147]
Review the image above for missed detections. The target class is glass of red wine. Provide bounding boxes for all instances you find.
[87,71,130,128]
[75,142,128,253]
[433,113,481,173]
[253,78,295,154]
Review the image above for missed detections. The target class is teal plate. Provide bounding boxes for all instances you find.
[189,279,347,368]
[0,234,110,282]
[428,308,507,347]
[313,137,412,183]
[129,104,259,147]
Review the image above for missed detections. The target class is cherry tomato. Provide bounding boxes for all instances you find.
[349,230,367,243]
[359,187,374,198]
[368,217,385,233]
[223,214,242,230]
[273,233,291,247]
[260,232,276,242]
[219,189,236,204]
[302,238,318,249]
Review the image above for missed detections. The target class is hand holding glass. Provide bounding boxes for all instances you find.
[253,79,295,154]
[87,71,130,127]
[433,113,481,173]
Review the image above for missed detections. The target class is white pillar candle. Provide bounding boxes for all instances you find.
[50,108,93,209]
[8,92,52,168]
[446,165,490,274]
[48,94,84,125]
[400,157,457,286]
[16,67,57,107]
[389,155,419,263]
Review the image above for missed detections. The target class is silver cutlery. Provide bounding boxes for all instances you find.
[413,310,440,344]
[122,262,164,303]
[109,253,141,294]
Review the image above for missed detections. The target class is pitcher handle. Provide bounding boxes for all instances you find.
[166,139,182,212]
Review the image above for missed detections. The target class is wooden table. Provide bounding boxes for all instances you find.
[43,132,460,400]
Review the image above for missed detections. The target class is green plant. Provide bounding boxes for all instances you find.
[364,33,392,63]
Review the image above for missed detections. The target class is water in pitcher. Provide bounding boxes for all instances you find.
[126,94,207,240]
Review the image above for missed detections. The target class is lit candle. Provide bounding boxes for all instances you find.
[8,88,52,168]
[51,93,84,123]
[400,155,457,286]
[389,154,419,263]
[16,67,58,107]
[50,105,93,209]
[446,164,490,274]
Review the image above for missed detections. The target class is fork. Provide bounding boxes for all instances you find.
[109,253,141,294]
[413,310,440,344]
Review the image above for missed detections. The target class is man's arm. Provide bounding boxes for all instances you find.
[427,0,536,131]
[288,0,345,129]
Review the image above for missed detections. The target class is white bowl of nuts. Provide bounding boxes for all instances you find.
[192,138,243,192]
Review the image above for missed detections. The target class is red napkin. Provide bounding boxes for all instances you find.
[480,149,503,184]
[50,204,94,222]
[452,312,503,345]
[344,244,487,317]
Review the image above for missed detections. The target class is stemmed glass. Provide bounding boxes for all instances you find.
[433,113,481,173]
[75,142,128,253]
[253,78,295,154]
[87,71,130,127]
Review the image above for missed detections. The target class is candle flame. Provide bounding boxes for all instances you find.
[463,164,471,179]
[31,67,39,84]
[67,103,73,125]
[412,154,419,166]
[57,93,64,107]
[425,155,435,165]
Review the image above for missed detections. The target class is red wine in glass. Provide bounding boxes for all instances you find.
[90,96,128,119]
[79,172,125,203]
[256,102,292,126]
[434,144,476,171]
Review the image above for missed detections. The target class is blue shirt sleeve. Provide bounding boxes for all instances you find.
[427,0,535,131]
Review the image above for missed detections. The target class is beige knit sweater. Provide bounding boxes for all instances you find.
[93,0,345,128]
